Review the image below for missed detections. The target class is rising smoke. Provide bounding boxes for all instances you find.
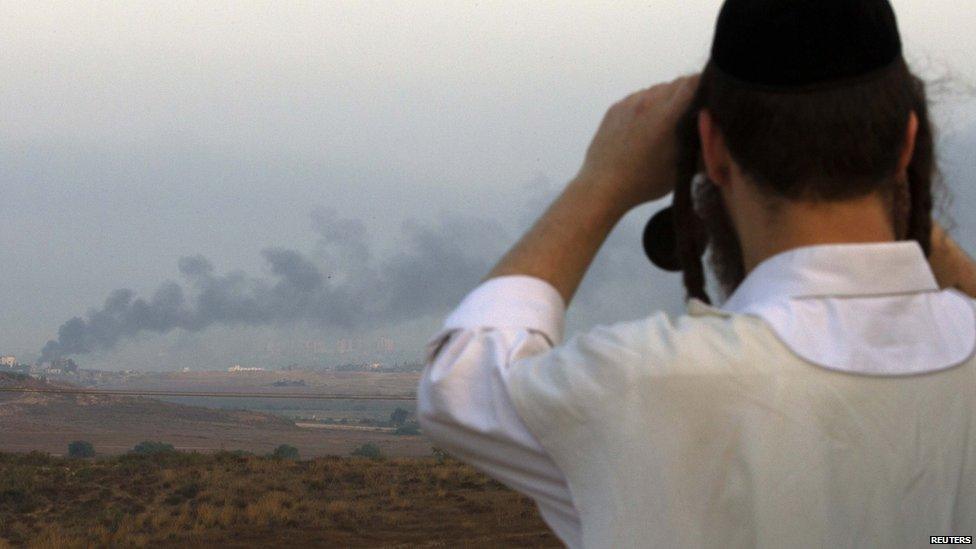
[39,209,506,362]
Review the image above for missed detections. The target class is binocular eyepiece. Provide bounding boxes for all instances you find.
[642,206,682,272]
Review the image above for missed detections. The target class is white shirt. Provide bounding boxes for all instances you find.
[417,242,975,548]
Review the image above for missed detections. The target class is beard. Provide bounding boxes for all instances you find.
[693,176,746,302]
[690,175,910,303]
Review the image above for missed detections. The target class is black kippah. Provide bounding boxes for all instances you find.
[711,0,902,89]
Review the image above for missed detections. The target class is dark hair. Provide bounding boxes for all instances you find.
[673,59,935,303]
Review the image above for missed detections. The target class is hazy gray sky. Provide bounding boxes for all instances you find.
[2,1,975,369]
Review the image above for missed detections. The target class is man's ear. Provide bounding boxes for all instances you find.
[698,110,732,187]
[897,111,919,176]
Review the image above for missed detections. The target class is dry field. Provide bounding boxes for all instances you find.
[0,372,430,458]
[0,451,560,548]
[94,369,421,397]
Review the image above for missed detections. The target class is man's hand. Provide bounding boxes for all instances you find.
[485,75,701,305]
[577,74,700,212]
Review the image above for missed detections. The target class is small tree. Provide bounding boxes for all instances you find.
[67,440,95,458]
[272,444,300,460]
[351,442,384,460]
[131,441,176,455]
[389,407,410,427]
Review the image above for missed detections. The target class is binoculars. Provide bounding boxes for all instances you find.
[642,206,682,272]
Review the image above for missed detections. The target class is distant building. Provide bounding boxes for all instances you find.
[304,340,327,354]
[228,364,265,372]
[0,356,16,368]
[377,337,395,353]
[48,358,78,374]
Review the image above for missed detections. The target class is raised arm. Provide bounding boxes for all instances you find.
[418,75,699,547]
[487,74,700,306]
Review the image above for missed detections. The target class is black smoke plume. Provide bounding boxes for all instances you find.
[39,209,505,361]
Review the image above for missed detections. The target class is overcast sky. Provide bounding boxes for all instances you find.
[2,1,975,370]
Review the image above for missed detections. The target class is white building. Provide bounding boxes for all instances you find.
[228,364,265,372]
[0,356,16,368]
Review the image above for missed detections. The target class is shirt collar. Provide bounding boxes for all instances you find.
[721,241,939,313]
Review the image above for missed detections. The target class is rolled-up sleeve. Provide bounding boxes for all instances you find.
[417,275,581,546]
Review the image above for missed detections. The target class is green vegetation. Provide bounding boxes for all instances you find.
[0,450,557,547]
[394,422,421,435]
[0,371,29,382]
[389,407,410,427]
[67,440,95,458]
[131,441,176,456]
[272,444,300,460]
[350,443,384,460]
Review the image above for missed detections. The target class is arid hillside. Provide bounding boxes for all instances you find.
[0,451,559,548]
